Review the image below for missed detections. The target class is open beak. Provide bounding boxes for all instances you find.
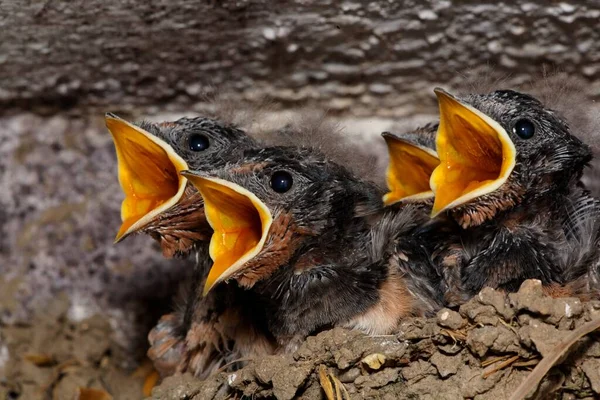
[430,89,516,217]
[382,133,440,206]
[181,172,273,295]
[106,113,189,242]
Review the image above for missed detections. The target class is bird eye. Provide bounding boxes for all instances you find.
[513,119,535,139]
[188,133,210,151]
[270,171,293,193]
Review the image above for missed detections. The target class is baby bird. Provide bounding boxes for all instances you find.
[427,88,599,298]
[106,114,257,258]
[106,109,392,380]
[150,145,445,378]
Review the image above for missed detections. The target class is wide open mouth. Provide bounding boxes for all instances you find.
[181,172,273,295]
[430,89,516,217]
[105,113,189,241]
[382,133,440,206]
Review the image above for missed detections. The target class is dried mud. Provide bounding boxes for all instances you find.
[150,280,600,400]
[0,294,146,400]
[4,280,599,399]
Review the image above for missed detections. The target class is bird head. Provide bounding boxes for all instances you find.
[382,124,440,207]
[430,88,592,227]
[181,146,383,295]
[106,113,256,256]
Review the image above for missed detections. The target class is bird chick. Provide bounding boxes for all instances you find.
[105,114,256,258]
[183,146,390,331]
[106,110,387,379]
[427,88,597,297]
[152,145,444,378]
[382,86,600,303]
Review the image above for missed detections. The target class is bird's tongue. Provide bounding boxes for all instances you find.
[181,174,273,295]
[105,114,189,241]
[430,89,516,216]
[383,134,440,206]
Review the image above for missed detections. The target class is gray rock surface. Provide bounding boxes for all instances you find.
[1,0,600,117]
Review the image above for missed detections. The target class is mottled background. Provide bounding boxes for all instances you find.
[1,0,600,363]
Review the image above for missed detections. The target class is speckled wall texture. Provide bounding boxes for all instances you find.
[1,0,599,116]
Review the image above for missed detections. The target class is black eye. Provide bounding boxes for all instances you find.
[270,171,293,193]
[188,133,210,151]
[513,119,535,139]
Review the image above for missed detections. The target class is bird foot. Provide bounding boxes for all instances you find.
[318,365,350,400]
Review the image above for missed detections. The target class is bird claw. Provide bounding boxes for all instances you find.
[318,365,350,400]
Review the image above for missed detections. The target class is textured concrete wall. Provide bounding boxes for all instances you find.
[1,0,600,117]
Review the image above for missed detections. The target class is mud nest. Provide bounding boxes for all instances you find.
[3,280,599,400]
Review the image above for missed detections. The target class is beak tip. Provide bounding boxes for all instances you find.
[433,87,452,99]
[115,225,133,243]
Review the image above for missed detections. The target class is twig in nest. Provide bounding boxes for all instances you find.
[481,355,511,368]
[131,359,161,397]
[441,329,467,342]
[512,358,540,368]
[482,355,520,378]
[24,353,56,367]
[319,365,350,400]
[76,387,114,400]
[142,370,160,397]
[509,317,600,400]
[498,318,519,335]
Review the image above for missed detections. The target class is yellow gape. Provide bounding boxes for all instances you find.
[182,173,273,295]
[383,135,440,206]
[105,114,189,241]
[430,89,516,216]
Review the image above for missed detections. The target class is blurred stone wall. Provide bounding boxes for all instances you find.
[1,0,599,117]
[1,0,600,358]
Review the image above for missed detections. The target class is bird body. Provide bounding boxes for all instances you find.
[383,88,600,304]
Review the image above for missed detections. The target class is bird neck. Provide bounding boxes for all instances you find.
[250,222,387,341]
[146,186,212,258]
